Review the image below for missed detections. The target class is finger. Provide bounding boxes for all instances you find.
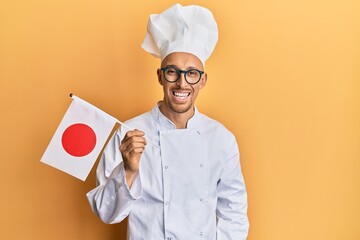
[121,135,147,148]
[124,129,145,140]
[122,130,146,146]
[126,141,147,152]
[120,138,147,154]
[123,142,146,156]
[121,136,147,151]
[129,147,145,155]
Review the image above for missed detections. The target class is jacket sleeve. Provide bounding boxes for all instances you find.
[216,137,249,239]
[86,128,142,224]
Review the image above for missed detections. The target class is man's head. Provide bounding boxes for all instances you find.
[142,4,217,120]
[157,52,207,115]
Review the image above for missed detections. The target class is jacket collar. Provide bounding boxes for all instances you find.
[151,102,202,130]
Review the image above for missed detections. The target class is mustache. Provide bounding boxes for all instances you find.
[170,87,192,91]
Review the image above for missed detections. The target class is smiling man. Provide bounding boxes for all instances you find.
[87,3,249,240]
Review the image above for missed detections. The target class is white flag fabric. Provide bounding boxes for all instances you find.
[41,95,118,181]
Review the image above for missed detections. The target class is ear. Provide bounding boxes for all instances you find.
[199,73,207,89]
[157,69,163,85]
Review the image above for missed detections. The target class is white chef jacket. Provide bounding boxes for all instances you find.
[87,104,249,240]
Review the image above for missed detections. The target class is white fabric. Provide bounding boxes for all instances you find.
[41,95,117,181]
[87,104,249,239]
[141,3,218,65]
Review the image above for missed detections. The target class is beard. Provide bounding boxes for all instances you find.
[168,99,193,114]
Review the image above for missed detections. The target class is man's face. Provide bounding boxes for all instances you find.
[157,52,207,115]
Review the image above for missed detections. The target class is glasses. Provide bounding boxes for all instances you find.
[160,67,204,85]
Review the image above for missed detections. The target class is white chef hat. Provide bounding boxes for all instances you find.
[141,3,218,66]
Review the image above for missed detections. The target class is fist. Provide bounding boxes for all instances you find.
[119,129,147,185]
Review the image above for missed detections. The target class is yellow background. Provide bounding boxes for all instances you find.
[0,0,359,239]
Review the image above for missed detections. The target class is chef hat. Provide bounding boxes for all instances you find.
[141,3,218,66]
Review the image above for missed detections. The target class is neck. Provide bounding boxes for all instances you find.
[158,101,195,129]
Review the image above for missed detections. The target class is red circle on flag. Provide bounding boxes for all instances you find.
[61,123,96,157]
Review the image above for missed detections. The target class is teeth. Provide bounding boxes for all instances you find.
[173,91,189,98]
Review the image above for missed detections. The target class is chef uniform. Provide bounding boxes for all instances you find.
[87,3,249,240]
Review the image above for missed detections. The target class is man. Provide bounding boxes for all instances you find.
[87,3,249,239]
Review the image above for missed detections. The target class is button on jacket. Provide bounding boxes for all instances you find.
[87,104,249,239]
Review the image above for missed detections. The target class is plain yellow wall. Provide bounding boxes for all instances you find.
[0,0,359,239]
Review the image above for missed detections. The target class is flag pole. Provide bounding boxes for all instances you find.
[69,93,160,149]
[117,120,161,149]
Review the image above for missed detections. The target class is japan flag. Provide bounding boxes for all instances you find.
[41,95,118,181]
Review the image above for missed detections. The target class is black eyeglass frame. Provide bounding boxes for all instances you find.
[160,67,204,85]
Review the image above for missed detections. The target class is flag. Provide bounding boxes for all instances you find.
[41,95,118,181]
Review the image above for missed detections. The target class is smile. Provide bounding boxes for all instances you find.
[172,91,190,100]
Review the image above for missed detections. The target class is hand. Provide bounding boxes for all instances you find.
[119,129,147,187]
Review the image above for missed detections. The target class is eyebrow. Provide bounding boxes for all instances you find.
[164,64,201,70]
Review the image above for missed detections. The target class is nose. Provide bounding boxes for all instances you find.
[176,72,188,87]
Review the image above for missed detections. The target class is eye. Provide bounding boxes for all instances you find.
[187,70,199,77]
[166,68,177,75]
